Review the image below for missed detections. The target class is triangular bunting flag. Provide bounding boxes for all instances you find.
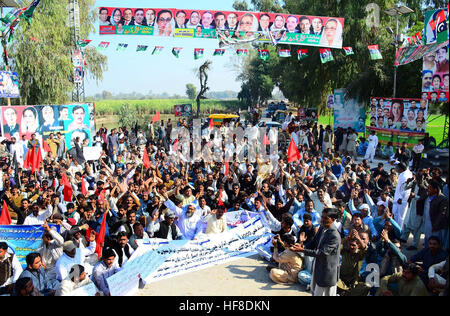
[368,45,383,60]
[278,49,291,57]
[19,0,41,24]
[152,46,164,55]
[297,49,309,61]
[116,43,128,51]
[172,47,183,58]
[194,48,204,60]
[77,39,92,48]
[343,47,354,55]
[258,49,270,61]
[137,45,148,52]
[236,49,248,56]
[97,42,110,51]
[213,49,225,56]
[319,48,334,63]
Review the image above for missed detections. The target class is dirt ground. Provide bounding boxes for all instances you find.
[137,255,311,297]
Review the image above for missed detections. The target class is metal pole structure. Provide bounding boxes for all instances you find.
[69,0,85,103]
[0,6,11,106]
[393,14,399,98]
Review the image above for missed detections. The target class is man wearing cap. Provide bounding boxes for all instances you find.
[54,231,97,281]
[147,209,183,240]
[163,199,203,240]
[392,162,413,229]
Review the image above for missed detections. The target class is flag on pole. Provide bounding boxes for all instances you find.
[213,49,225,56]
[415,32,422,42]
[23,145,35,170]
[142,148,151,168]
[116,43,128,51]
[368,45,383,60]
[319,48,334,63]
[42,140,51,153]
[152,46,164,55]
[97,42,110,51]
[0,200,12,225]
[137,45,148,52]
[61,173,73,202]
[287,139,301,163]
[258,49,270,61]
[20,0,42,24]
[224,162,229,176]
[173,139,179,152]
[343,47,354,55]
[0,9,21,25]
[297,49,309,61]
[172,47,183,58]
[33,147,42,172]
[152,111,160,123]
[236,49,248,56]
[77,39,92,48]
[209,118,214,130]
[86,211,108,259]
[81,178,87,196]
[278,49,291,57]
[194,48,204,59]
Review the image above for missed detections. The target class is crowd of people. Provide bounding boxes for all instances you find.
[0,109,448,296]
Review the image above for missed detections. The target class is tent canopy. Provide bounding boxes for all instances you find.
[0,0,18,7]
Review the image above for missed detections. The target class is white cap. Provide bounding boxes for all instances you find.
[358,204,370,210]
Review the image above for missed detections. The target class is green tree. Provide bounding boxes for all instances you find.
[7,0,107,105]
[186,83,197,101]
[118,103,137,128]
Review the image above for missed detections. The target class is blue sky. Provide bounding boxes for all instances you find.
[86,0,243,97]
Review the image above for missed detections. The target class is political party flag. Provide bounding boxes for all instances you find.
[297,49,309,61]
[0,200,12,225]
[224,162,229,176]
[23,145,35,170]
[33,147,42,172]
[173,139,179,152]
[343,47,354,55]
[263,133,270,146]
[368,45,383,60]
[137,45,148,52]
[209,118,214,130]
[287,139,301,163]
[60,172,70,187]
[152,111,160,123]
[97,41,110,51]
[116,43,128,51]
[278,49,291,57]
[63,181,73,202]
[172,47,183,58]
[213,49,225,56]
[236,49,248,56]
[258,49,270,61]
[415,32,422,42]
[81,178,87,196]
[86,211,108,258]
[143,148,151,168]
[152,46,164,55]
[20,0,42,24]
[77,39,92,48]
[0,9,21,25]
[319,48,334,63]
[194,48,204,59]
[42,140,51,153]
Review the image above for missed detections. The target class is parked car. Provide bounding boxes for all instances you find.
[421,138,449,170]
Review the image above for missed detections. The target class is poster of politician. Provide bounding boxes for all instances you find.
[0,71,20,98]
[1,104,95,150]
[98,7,345,48]
[333,89,366,132]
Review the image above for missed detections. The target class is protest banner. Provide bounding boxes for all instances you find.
[0,224,60,267]
[333,89,366,132]
[83,146,102,161]
[69,282,99,296]
[98,8,345,48]
[0,103,95,150]
[0,71,20,98]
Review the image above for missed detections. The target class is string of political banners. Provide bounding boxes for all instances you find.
[78,38,384,64]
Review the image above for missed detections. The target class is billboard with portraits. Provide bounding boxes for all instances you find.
[369,97,428,133]
[174,104,193,117]
[0,71,20,98]
[98,7,345,48]
[1,103,95,150]
[333,89,366,133]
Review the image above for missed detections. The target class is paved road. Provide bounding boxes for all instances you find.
[138,255,311,296]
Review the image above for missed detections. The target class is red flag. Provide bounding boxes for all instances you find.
[287,138,301,163]
[42,140,51,153]
[224,162,229,176]
[173,139,179,152]
[61,173,73,202]
[0,200,12,225]
[415,32,421,42]
[263,134,270,146]
[152,111,160,123]
[32,147,43,173]
[209,118,214,130]
[60,172,70,187]
[23,146,35,170]
[142,148,151,168]
[81,178,87,196]
[88,211,108,258]
[429,19,436,31]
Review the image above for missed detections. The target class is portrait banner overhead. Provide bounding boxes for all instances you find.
[0,71,20,98]
[98,7,345,48]
[333,89,366,133]
[368,97,429,137]
[0,103,95,150]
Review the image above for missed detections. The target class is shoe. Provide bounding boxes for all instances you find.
[406,246,417,251]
